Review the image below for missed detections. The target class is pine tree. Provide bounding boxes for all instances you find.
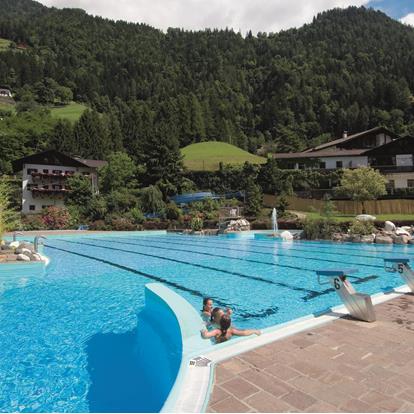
[50,119,77,154]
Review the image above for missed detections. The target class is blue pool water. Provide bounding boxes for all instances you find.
[0,232,412,412]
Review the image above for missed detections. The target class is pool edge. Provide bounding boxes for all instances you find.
[167,284,411,413]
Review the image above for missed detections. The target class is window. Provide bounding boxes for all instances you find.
[336,161,343,168]
[319,162,326,169]
[42,205,50,209]
[52,170,62,174]
[27,168,38,174]
[29,205,36,211]
[388,180,395,189]
[43,169,49,174]
[408,180,414,188]
[52,185,62,190]
[42,185,49,190]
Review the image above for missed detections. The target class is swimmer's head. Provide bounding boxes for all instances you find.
[219,315,231,335]
[203,297,213,313]
[211,307,224,323]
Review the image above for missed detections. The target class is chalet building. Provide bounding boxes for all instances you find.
[272,127,414,189]
[12,150,107,214]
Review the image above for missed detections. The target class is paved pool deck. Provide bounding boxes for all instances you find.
[207,293,414,413]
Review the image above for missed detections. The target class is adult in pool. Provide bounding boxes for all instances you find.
[201,315,261,343]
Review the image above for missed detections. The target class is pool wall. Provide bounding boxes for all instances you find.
[143,284,207,412]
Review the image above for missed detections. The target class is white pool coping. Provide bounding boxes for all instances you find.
[167,284,411,413]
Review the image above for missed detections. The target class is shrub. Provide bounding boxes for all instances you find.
[22,214,44,231]
[165,203,182,220]
[127,207,145,224]
[108,216,137,231]
[106,189,139,213]
[140,185,165,214]
[87,196,108,220]
[349,220,376,236]
[89,220,109,231]
[41,206,72,230]
[0,179,20,238]
[276,195,289,217]
[302,218,338,240]
[191,216,203,231]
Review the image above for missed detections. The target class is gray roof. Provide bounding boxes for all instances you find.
[273,148,368,160]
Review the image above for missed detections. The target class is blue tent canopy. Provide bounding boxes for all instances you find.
[170,192,220,204]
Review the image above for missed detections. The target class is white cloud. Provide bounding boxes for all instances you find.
[400,12,414,26]
[37,0,370,34]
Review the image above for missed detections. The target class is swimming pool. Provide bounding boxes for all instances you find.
[0,232,412,412]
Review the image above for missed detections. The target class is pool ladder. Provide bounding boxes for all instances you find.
[316,269,376,322]
[383,258,414,292]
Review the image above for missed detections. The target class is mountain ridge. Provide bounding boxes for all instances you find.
[0,2,413,167]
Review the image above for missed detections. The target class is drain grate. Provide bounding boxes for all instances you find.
[189,356,211,367]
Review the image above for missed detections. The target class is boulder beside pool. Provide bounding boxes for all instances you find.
[280,230,294,241]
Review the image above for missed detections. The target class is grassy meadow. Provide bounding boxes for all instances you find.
[181,141,267,171]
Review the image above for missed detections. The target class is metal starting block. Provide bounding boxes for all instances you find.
[384,258,414,292]
[316,269,376,322]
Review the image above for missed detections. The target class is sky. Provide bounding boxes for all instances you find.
[37,0,414,33]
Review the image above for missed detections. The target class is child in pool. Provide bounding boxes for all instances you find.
[201,297,213,323]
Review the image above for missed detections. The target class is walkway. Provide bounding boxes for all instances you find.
[207,294,414,412]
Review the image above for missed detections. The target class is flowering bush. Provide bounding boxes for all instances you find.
[41,206,72,230]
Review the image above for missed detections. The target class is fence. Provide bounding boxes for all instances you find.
[263,194,414,215]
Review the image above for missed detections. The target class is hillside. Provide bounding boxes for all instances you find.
[0,2,414,170]
[182,142,266,171]
[49,102,87,122]
[0,37,10,51]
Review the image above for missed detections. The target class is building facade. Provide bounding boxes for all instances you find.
[273,127,414,189]
[12,150,107,214]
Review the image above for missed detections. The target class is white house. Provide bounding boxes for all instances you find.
[12,150,107,214]
[273,127,414,189]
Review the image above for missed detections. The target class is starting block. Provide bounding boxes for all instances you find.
[384,258,414,292]
[316,269,376,322]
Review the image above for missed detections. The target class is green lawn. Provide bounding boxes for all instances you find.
[181,141,267,171]
[302,211,414,222]
[0,38,11,51]
[0,101,15,113]
[49,102,87,122]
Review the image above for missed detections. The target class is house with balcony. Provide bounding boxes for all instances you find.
[12,150,107,214]
[272,127,414,189]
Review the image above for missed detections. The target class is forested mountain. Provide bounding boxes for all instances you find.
[1,1,414,170]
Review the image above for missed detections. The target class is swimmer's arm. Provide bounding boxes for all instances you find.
[231,328,261,337]
[201,328,220,339]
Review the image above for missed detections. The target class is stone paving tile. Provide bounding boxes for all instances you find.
[281,390,317,411]
[264,363,301,381]
[207,294,414,413]
[245,391,295,412]
[210,396,251,413]
[239,351,274,369]
[220,377,260,400]
[240,369,295,397]
[208,385,232,406]
[340,398,377,413]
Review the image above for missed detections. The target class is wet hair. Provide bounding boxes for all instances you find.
[210,307,223,322]
[202,297,212,312]
[219,315,231,338]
